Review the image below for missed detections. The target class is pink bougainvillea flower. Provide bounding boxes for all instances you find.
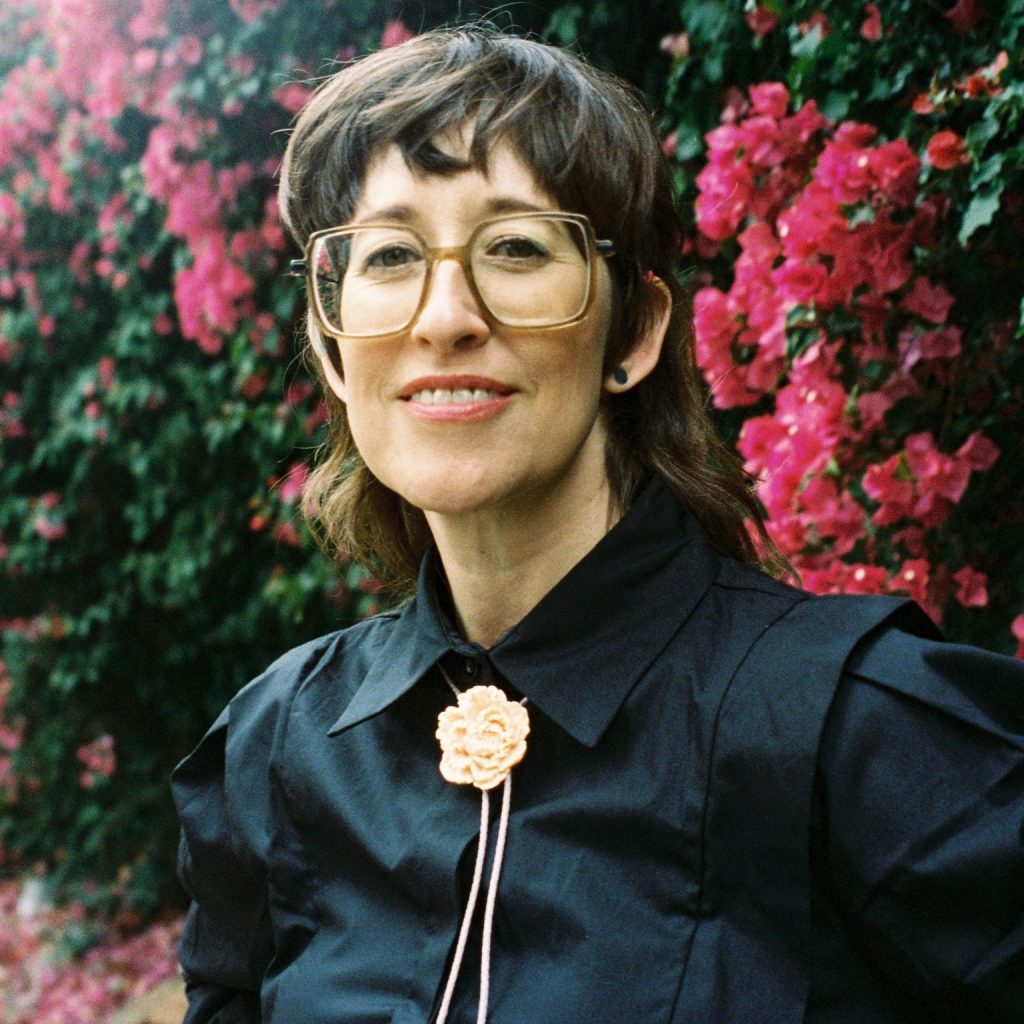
[913,325,963,362]
[1012,615,1024,659]
[173,233,255,354]
[871,139,920,205]
[897,324,952,365]
[239,373,267,401]
[748,82,789,119]
[845,564,890,594]
[273,81,311,113]
[745,4,779,37]
[956,431,1000,471]
[227,53,256,75]
[902,276,955,323]
[659,32,690,59]
[855,391,892,432]
[943,0,986,35]
[814,138,876,205]
[177,34,203,66]
[97,356,116,391]
[797,475,866,554]
[911,92,937,115]
[380,19,414,49]
[277,463,310,505]
[132,47,159,75]
[863,454,914,526]
[229,0,282,24]
[957,49,1008,97]
[34,516,66,540]
[127,0,169,42]
[906,431,973,504]
[925,130,969,169]
[773,259,828,305]
[694,147,754,241]
[77,733,115,773]
[892,558,931,605]
[273,521,303,547]
[777,188,845,261]
[953,566,989,607]
[860,2,883,40]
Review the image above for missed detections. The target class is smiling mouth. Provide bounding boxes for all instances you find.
[407,387,506,405]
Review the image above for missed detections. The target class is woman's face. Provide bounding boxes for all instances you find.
[318,138,624,521]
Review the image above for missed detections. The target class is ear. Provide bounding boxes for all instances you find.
[604,274,671,393]
[309,318,347,403]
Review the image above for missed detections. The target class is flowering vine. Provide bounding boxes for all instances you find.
[689,41,1021,645]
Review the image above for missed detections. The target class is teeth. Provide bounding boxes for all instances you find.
[410,388,501,404]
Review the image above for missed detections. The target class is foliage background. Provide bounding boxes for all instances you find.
[0,0,1020,988]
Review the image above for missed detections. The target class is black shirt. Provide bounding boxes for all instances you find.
[172,477,1024,1023]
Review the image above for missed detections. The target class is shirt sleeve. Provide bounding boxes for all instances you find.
[816,626,1024,1022]
[172,706,275,1024]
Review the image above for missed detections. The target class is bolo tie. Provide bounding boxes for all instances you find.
[433,664,530,1024]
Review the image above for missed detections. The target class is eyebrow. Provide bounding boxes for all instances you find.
[352,196,550,225]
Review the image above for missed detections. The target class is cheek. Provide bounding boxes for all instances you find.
[334,345,384,402]
[331,351,388,443]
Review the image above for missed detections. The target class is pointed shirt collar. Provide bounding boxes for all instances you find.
[328,476,721,747]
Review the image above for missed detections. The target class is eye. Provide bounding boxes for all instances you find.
[485,235,549,264]
[362,243,422,273]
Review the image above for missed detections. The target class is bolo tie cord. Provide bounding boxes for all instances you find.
[435,666,520,1024]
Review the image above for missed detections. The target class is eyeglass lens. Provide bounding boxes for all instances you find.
[311,215,591,337]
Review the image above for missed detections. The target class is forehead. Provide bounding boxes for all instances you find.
[351,137,558,227]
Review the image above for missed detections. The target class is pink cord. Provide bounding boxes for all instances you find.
[435,788,489,1024]
[477,774,512,1024]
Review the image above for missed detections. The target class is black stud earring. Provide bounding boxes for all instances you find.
[611,366,628,385]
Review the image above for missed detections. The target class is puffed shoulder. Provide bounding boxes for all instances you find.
[185,610,405,749]
[818,617,1024,1020]
[172,612,404,867]
[844,615,1024,744]
[229,610,405,733]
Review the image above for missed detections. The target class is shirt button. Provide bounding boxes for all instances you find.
[462,658,480,680]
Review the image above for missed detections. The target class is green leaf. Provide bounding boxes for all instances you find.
[958,187,1003,246]
[674,123,706,160]
[790,23,824,59]
[820,90,854,120]
[969,152,1006,189]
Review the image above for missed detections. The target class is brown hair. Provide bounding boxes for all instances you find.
[279,27,786,589]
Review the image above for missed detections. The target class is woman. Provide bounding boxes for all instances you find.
[172,28,1024,1024]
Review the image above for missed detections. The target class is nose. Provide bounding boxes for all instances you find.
[408,257,489,352]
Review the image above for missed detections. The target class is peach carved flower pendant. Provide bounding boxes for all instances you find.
[436,685,530,791]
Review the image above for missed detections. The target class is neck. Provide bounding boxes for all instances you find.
[426,472,620,649]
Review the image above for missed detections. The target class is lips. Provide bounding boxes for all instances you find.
[409,387,504,405]
[398,375,517,422]
[398,375,516,402]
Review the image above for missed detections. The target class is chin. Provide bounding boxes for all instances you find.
[399,483,503,519]
[380,464,505,518]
